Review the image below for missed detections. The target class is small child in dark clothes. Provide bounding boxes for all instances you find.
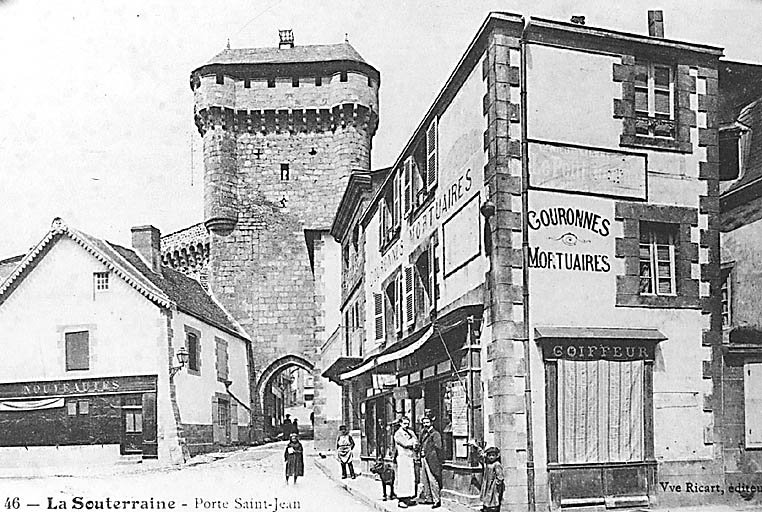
[469,440,505,512]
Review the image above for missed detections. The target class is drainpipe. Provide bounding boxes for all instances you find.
[520,24,537,512]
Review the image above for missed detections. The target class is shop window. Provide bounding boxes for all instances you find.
[93,272,109,291]
[721,266,733,328]
[633,62,675,138]
[124,408,143,434]
[186,330,201,374]
[65,331,89,371]
[558,360,644,463]
[745,363,762,448]
[216,337,229,382]
[440,381,454,461]
[639,222,677,296]
[366,401,377,457]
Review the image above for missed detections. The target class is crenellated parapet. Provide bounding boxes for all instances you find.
[194,103,378,137]
[161,223,211,285]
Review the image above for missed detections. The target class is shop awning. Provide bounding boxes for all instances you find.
[0,397,64,411]
[339,304,483,381]
[321,357,364,384]
[534,326,667,341]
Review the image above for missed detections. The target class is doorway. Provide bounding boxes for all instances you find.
[121,394,143,454]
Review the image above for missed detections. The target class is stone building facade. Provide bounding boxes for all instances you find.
[189,40,379,439]
[330,12,728,511]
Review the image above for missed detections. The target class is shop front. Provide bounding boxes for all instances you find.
[536,327,665,510]
[0,375,158,458]
[342,305,484,502]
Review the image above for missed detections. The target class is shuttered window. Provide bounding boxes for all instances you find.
[65,331,89,371]
[403,158,412,215]
[187,332,200,372]
[216,337,229,382]
[374,292,384,341]
[231,402,239,443]
[404,266,415,328]
[393,170,401,229]
[395,272,403,333]
[558,359,644,463]
[426,118,438,188]
[745,363,762,448]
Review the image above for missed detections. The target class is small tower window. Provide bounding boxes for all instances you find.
[267,78,276,88]
[292,77,299,87]
[368,76,372,87]
[216,74,224,85]
[315,76,322,87]
[281,163,290,181]
[244,78,251,89]
[340,71,348,82]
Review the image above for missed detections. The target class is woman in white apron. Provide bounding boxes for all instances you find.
[393,416,419,508]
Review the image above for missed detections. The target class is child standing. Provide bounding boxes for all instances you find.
[284,433,304,484]
[336,425,356,479]
[469,441,505,512]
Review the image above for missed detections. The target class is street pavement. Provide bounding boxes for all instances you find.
[1,443,761,512]
[0,442,375,512]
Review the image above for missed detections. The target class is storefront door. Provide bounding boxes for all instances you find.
[121,395,143,454]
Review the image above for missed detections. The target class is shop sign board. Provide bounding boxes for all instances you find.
[0,375,157,400]
[541,339,655,361]
[451,382,468,436]
[529,141,646,200]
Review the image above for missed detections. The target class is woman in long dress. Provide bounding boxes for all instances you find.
[284,433,304,484]
[393,416,419,508]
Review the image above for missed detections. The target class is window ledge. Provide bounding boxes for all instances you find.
[616,294,700,309]
[620,134,692,154]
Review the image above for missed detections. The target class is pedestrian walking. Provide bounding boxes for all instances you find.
[293,418,299,436]
[418,413,443,508]
[393,416,419,508]
[336,425,356,479]
[469,441,505,512]
[282,414,293,438]
[284,433,304,484]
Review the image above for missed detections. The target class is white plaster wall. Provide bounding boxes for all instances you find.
[0,237,162,382]
[526,190,711,468]
[318,328,343,421]
[171,311,250,426]
[526,45,621,149]
[320,233,342,341]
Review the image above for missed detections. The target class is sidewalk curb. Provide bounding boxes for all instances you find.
[312,456,390,512]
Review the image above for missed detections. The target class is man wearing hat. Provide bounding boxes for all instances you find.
[418,411,443,508]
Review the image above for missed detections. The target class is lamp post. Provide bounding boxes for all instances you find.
[170,346,190,378]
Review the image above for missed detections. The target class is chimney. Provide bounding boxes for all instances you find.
[648,10,664,38]
[279,29,294,49]
[131,225,162,273]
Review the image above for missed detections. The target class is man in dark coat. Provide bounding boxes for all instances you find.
[282,414,293,438]
[284,433,304,484]
[419,414,443,508]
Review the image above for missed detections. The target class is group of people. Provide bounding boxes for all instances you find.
[281,414,299,438]
[284,415,505,512]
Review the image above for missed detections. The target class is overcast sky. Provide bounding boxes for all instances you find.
[1,0,761,257]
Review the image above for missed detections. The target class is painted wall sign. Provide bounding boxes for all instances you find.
[529,142,646,199]
[0,375,157,400]
[541,339,655,361]
[528,205,612,273]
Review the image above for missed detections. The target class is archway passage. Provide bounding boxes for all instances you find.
[256,355,315,440]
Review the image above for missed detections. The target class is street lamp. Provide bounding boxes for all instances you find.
[170,346,190,378]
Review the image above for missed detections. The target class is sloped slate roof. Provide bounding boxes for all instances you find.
[0,219,248,340]
[206,43,367,66]
[108,243,246,339]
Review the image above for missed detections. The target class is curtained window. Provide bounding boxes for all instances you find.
[558,359,644,463]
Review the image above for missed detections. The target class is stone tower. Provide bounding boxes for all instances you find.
[190,35,379,439]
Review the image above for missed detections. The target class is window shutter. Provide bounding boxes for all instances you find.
[426,118,438,188]
[394,273,402,333]
[374,293,384,341]
[393,171,401,228]
[211,396,220,443]
[403,158,412,215]
[429,244,437,302]
[746,363,762,448]
[230,402,239,442]
[404,266,415,327]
